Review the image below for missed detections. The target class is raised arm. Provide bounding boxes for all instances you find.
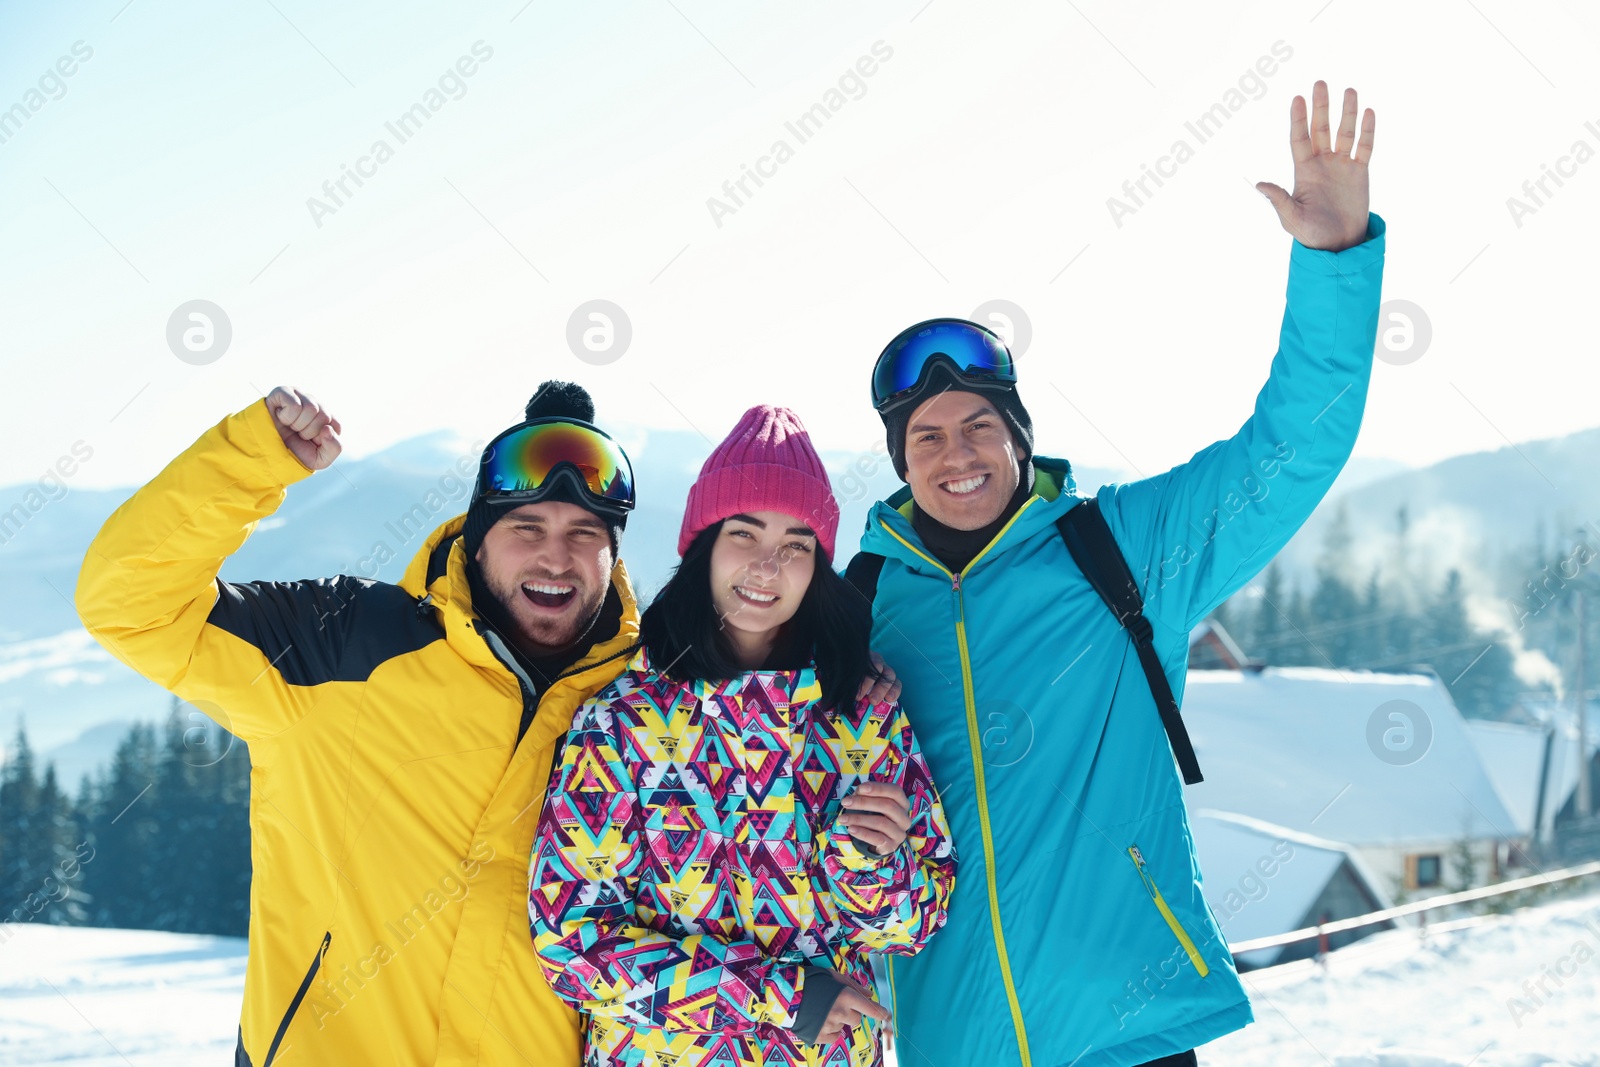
[529,694,803,1034]
[74,389,350,742]
[1098,81,1386,635]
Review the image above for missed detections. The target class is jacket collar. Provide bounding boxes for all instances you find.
[623,644,823,713]
[858,455,1081,578]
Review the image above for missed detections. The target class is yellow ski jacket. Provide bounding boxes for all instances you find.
[75,397,641,1065]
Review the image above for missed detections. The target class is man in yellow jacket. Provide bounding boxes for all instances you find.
[75,380,900,1066]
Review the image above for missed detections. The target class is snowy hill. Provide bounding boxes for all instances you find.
[4,886,1597,1065]
[1267,426,1600,591]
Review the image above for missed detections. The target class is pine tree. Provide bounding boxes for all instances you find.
[1353,566,1385,667]
[39,766,89,923]
[0,728,43,923]
[144,706,250,935]
[1385,506,1419,669]
[82,723,161,929]
[210,724,253,936]
[1425,569,1471,653]
[0,729,87,926]
[1415,569,1519,718]
[1284,586,1316,666]
[53,707,257,937]
[1447,832,1478,894]
[1309,503,1362,664]
[148,711,203,932]
[1252,563,1292,661]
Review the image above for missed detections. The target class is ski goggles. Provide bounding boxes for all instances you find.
[476,418,635,515]
[870,318,1017,413]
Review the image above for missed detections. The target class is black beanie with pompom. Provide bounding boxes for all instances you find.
[461,381,625,564]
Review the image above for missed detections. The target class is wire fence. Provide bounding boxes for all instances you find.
[1227,858,1600,957]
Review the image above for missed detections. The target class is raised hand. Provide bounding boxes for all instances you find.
[1256,80,1375,252]
[265,386,342,471]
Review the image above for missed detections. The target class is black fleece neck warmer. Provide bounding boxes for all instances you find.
[911,466,1035,575]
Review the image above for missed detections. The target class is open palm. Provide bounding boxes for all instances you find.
[1256,80,1375,252]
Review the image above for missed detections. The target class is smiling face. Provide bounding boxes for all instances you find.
[708,510,818,669]
[474,500,613,656]
[903,389,1025,530]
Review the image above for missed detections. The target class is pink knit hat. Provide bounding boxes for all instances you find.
[677,405,840,559]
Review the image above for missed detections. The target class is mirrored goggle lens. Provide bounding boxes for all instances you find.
[481,421,634,505]
[872,321,1016,408]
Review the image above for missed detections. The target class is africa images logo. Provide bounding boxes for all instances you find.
[1106,40,1294,228]
[306,42,495,229]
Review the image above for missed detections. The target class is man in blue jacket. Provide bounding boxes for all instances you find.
[850,81,1383,1066]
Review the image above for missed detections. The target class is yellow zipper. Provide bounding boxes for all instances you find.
[1128,844,1209,977]
[879,498,1039,1067]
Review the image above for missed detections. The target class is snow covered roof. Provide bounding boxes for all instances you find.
[1181,667,1518,848]
[1543,724,1600,835]
[1188,620,1251,670]
[1190,810,1390,968]
[1505,700,1600,838]
[1463,719,1548,837]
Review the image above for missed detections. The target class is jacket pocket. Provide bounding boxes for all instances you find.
[262,931,331,1066]
[1127,845,1208,978]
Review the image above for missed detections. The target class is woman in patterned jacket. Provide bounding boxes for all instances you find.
[529,403,957,1067]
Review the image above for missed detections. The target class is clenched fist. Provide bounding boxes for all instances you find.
[265,387,342,471]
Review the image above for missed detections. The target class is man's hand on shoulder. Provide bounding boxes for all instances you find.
[857,650,902,705]
[265,386,342,471]
[1256,79,1375,252]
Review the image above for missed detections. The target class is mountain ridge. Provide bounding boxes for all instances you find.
[6,422,1595,785]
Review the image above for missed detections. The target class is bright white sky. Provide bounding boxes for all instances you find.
[3,0,1596,490]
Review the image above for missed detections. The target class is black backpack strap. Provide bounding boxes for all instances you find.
[1057,499,1204,785]
[844,551,886,605]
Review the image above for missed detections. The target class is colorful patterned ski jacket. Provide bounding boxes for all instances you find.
[529,645,957,1067]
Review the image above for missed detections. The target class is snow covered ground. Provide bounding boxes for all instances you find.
[1200,888,1600,1067]
[1,889,1597,1065]
[0,925,244,1065]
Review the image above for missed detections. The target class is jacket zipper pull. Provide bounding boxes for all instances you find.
[1127,842,1210,978]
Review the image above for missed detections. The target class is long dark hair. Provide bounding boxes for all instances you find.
[639,520,877,714]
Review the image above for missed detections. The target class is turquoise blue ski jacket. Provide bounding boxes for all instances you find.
[854,214,1387,1067]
